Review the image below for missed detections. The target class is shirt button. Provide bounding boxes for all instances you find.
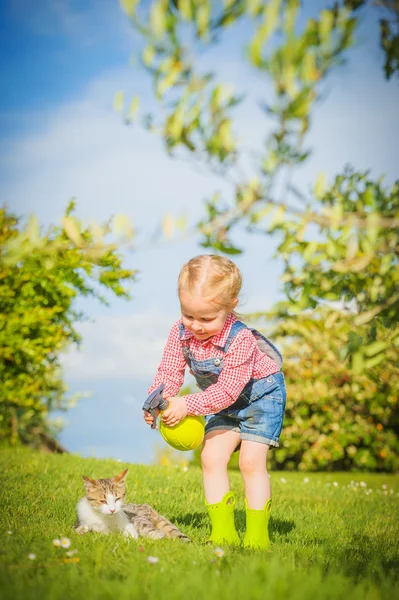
[214,358,221,367]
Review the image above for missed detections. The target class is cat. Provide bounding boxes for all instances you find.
[74,468,190,542]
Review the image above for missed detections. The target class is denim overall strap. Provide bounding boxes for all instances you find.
[249,328,283,370]
[222,320,248,353]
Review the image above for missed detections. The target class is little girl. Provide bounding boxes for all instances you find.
[144,255,286,549]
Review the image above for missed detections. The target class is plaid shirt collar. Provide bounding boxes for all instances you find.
[180,313,237,348]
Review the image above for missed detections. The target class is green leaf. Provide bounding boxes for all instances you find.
[363,340,389,358]
[150,2,167,39]
[143,45,156,67]
[127,96,140,122]
[319,9,334,45]
[303,240,318,262]
[314,172,326,199]
[178,0,193,20]
[120,0,138,17]
[113,91,124,113]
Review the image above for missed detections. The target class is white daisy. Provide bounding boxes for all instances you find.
[303,477,309,483]
[60,537,71,549]
[52,539,61,547]
[28,553,36,560]
[214,547,225,558]
[66,549,79,557]
[147,556,159,564]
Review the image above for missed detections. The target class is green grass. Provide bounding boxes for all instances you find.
[0,446,398,600]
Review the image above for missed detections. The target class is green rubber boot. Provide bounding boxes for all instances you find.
[243,498,272,550]
[205,491,240,546]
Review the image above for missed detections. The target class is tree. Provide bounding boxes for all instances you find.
[120,0,398,371]
[0,203,136,448]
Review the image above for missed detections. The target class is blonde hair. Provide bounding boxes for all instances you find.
[178,254,242,310]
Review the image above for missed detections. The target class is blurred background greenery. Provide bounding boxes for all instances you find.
[1,0,397,471]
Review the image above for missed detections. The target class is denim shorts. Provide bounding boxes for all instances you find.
[204,372,286,447]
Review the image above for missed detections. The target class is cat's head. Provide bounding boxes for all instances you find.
[82,468,128,515]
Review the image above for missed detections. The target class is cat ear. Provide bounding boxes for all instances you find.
[113,468,128,484]
[82,475,97,491]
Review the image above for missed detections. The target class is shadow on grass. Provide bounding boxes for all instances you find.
[172,511,208,529]
[331,532,399,580]
[173,509,296,539]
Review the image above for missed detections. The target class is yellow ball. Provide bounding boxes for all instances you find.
[159,415,205,451]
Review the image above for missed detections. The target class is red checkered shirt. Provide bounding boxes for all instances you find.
[148,313,279,416]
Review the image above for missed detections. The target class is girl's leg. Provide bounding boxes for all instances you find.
[239,440,270,509]
[201,430,241,504]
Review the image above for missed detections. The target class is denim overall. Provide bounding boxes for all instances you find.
[179,321,286,447]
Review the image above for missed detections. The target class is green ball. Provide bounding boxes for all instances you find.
[159,415,205,451]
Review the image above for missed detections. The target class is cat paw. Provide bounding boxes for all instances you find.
[148,530,166,540]
[124,524,139,539]
[75,524,90,535]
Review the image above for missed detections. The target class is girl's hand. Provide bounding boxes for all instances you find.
[143,409,160,428]
[161,397,188,427]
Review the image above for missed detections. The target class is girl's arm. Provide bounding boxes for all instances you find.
[147,321,186,398]
[183,329,277,416]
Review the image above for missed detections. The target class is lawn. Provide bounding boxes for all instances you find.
[0,446,398,600]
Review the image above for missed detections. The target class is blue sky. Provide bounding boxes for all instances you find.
[1,1,398,464]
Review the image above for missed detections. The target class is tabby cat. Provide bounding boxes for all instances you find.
[75,468,190,542]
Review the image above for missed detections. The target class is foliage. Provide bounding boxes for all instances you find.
[121,0,398,371]
[1,446,398,599]
[258,308,398,472]
[0,203,136,447]
[345,0,399,80]
[270,168,399,372]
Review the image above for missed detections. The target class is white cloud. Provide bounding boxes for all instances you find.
[61,309,174,381]
[1,67,225,234]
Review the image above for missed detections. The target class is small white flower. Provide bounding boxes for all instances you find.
[280,477,287,484]
[52,539,61,547]
[81,524,89,533]
[182,466,188,473]
[28,553,36,560]
[60,537,71,549]
[7,530,12,535]
[333,482,338,487]
[360,481,367,488]
[66,549,78,557]
[303,477,309,484]
[147,556,159,564]
[214,547,225,558]
[382,484,387,490]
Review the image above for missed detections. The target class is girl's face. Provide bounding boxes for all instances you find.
[179,291,237,340]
